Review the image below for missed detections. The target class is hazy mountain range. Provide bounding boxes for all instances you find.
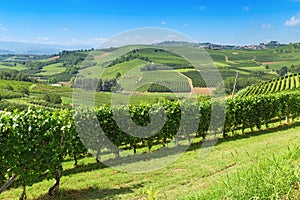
[0,41,92,55]
[0,40,285,55]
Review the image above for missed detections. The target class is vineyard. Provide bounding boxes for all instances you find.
[237,73,300,97]
[147,81,191,93]
[182,70,238,88]
[1,93,300,199]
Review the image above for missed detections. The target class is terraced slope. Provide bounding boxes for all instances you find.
[237,73,300,97]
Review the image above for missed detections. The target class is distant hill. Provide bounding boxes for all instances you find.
[156,40,285,50]
[0,41,91,55]
[0,49,14,54]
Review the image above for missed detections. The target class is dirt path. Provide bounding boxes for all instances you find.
[179,72,194,93]
[48,56,59,61]
[261,61,286,65]
[225,55,229,62]
[94,52,112,59]
[179,72,216,95]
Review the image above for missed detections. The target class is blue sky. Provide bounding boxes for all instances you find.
[0,0,300,46]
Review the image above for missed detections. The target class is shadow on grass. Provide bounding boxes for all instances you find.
[63,122,300,176]
[188,122,300,152]
[33,184,143,200]
[63,162,107,176]
[6,121,300,192]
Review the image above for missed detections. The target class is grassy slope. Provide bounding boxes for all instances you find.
[0,63,27,71]
[237,73,300,97]
[0,80,33,98]
[37,63,66,76]
[1,123,299,199]
[101,59,147,79]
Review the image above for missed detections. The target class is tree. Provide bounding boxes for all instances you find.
[96,79,103,92]
[103,79,112,91]
[276,66,288,76]
[290,64,295,73]
[116,72,121,79]
[48,78,57,84]
[265,65,269,69]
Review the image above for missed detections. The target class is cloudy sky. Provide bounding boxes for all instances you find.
[0,0,300,47]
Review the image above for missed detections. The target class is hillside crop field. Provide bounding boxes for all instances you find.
[1,43,300,200]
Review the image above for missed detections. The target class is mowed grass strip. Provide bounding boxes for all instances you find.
[1,122,299,199]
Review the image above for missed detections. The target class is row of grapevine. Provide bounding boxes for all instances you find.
[238,73,300,97]
[182,70,235,88]
[1,93,300,198]
[225,93,300,134]
[0,109,87,199]
[147,81,191,93]
[181,71,219,87]
[0,101,29,112]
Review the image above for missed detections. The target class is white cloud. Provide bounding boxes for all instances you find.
[58,27,68,32]
[183,23,188,27]
[261,23,272,30]
[285,13,300,26]
[242,6,249,12]
[161,21,166,25]
[0,24,7,32]
[36,37,50,42]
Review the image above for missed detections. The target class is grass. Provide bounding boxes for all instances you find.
[72,89,196,105]
[101,59,147,79]
[188,147,300,199]
[1,121,299,199]
[239,65,265,71]
[37,63,66,76]
[0,63,27,71]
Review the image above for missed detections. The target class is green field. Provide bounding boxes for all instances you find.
[1,121,299,199]
[101,59,147,79]
[37,63,66,76]
[0,63,27,71]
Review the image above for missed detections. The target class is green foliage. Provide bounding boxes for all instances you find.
[0,101,29,111]
[4,84,13,91]
[0,92,300,198]
[238,73,300,97]
[147,81,191,93]
[48,78,57,84]
[44,93,62,104]
[224,76,262,94]
[0,70,32,82]
[182,70,237,88]
[145,187,160,200]
[0,108,85,198]
[182,71,210,87]
[276,66,288,76]
[195,147,300,199]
